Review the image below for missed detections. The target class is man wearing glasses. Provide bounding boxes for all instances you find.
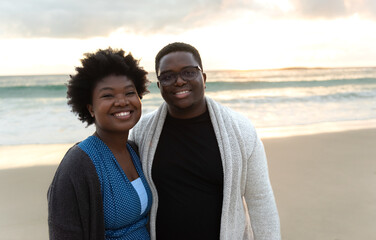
[130,42,280,240]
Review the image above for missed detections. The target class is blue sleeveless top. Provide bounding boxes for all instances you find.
[78,136,152,240]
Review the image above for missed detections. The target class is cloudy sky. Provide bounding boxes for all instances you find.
[1,0,376,75]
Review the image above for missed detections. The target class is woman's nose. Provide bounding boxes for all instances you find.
[114,96,127,106]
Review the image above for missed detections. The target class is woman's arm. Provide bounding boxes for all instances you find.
[47,146,104,240]
[48,172,84,239]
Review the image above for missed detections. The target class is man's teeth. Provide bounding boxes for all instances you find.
[114,112,130,117]
[176,91,189,95]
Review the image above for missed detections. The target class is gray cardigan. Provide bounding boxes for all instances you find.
[47,141,140,240]
[130,97,281,240]
[47,145,105,240]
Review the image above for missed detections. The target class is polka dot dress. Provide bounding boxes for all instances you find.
[79,136,152,239]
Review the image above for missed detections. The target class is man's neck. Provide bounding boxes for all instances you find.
[167,101,207,119]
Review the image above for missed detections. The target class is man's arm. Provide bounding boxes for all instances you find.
[244,137,281,240]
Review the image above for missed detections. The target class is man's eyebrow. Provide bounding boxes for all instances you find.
[159,69,174,75]
[159,66,196,75]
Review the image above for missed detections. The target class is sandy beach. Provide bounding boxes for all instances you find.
[264,128,376,240]
[0,129,375,240]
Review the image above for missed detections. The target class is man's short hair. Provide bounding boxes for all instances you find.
[155,42,203,74]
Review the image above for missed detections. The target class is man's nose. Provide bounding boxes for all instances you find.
[175,74,187,86]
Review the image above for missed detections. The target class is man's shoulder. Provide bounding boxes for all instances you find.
[133,109,159,131]
[207,97,254,129]
[140,109,158,122]
[134,104,167,129]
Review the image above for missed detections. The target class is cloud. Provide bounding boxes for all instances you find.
[345,0,376,18]
[0,0,245,38]
[1,0,375,39]
[0,0,290,38]
[290,0,376,19]
[291,0,347,18]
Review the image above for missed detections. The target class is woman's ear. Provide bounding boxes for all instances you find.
[87,104,94,117]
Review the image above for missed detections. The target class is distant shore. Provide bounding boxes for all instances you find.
[2,65,376,77]
[0,128,375,239]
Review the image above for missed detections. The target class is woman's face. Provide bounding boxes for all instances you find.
[87,75,141,135]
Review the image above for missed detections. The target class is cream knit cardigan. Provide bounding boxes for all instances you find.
[130,97,281,240]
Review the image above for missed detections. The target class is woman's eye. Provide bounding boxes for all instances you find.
[101,94,113,98]
[126,91,136,96]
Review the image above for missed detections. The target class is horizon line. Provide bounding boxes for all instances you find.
[1,65,375,77]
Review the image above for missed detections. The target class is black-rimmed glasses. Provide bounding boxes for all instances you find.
[157,66,202,86]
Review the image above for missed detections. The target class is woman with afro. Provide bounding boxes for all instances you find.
[48,47,151,240]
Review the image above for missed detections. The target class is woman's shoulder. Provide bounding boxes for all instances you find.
[54,144,96,180]
[61,144,89,165]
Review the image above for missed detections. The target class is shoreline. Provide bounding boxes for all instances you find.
[259,118,376,139]
[1,125,376,170]
[3,117,376,146]
[0,143,72,170]
[0,128,375,239]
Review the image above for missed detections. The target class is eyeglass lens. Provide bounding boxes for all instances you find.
[158,67,200,86]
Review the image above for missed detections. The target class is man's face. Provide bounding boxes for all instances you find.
[157,51,207,119]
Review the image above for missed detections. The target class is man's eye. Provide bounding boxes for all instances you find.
[182,70,196,77]
[161,73,174,81]
[101,94,113,98]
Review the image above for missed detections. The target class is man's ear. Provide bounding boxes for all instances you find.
[87,104,94,117]
[157,81,160,89]
[203,72,207,88]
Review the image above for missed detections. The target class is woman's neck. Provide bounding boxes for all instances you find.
[94,130,129,154]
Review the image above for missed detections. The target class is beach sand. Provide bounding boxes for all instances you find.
[264,128,376,240]
[0,129,375,240]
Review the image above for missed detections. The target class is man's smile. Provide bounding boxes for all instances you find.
[174,90,191,98]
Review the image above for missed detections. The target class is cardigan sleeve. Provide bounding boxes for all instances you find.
[47,145,105,240]
[244,136,281,240]
[48,173,83,239]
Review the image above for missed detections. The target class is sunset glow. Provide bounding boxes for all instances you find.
[0,1,375,75]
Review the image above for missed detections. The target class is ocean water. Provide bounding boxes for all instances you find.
[1,67,376,145]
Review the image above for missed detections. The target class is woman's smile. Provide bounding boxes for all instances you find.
[112,111,132,119]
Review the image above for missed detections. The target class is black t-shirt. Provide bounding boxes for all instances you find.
[152,110,224,240]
